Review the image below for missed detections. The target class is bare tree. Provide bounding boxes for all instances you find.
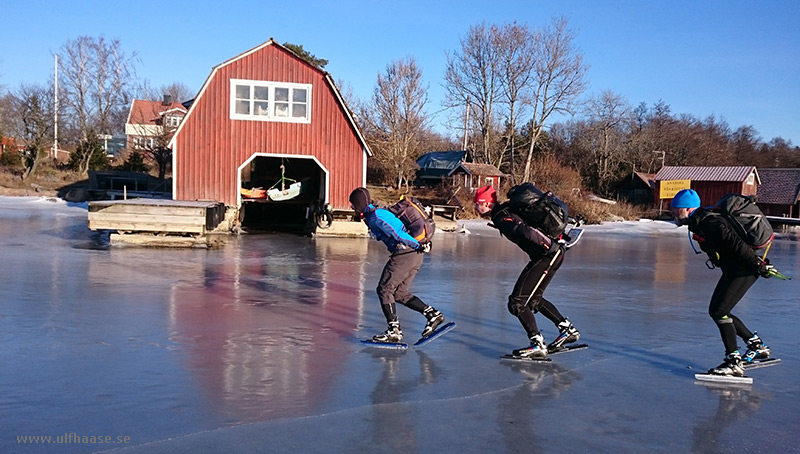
[137,81,195,104]
[362,57,430,190]
[581,90,631,194]
[58,36,137,174]
[496,22,536,178]
[444,22,503,165]
[11,83,54,179]
[522,16,588,182]
[0,91,14,139]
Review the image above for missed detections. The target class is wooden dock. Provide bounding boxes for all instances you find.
[88,199,227,246]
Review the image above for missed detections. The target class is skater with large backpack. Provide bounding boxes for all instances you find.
[473,184,581,359]
[349,187,446,344]
[670,189,785,379]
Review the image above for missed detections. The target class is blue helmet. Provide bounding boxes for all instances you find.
[671,189,700,208]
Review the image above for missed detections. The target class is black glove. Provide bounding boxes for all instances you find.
[417,242,432,254]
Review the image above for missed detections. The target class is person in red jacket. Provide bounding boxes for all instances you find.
[670,189,772,377]
[473,185,580,358]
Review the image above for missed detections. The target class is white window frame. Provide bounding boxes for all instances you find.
[133,137,155,149]
[164,115,182,128]
[229,79,312,124]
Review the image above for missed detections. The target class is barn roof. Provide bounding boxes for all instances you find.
[634,171,656,189]
[127,99,187,125]
[452,162,505,177]
[168,38,371,156]
[654,166,759,183]
[416,151,467,178]
[756,168,800,205]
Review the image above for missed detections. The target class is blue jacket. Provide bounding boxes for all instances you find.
[360,204,420,253]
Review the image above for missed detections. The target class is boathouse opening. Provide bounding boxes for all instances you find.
[238,155,328,233]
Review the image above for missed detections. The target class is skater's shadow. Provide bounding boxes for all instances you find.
[587,339,704,379]
[498,362,580,453]
[361,349,443,452]
[691,383,769,454]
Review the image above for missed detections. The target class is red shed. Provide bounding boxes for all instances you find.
[169,39,371,230]
[653,166,759,209]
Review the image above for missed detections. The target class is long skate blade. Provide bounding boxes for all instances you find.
[500,354,553,363]
[414,321,456,346]
[743,357,781,370]
[548,343,588,355]
[361,339,408,350]
[564,228,584,249]
[694,373,753,385]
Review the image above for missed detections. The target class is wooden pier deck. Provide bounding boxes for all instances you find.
[88,199,227,246]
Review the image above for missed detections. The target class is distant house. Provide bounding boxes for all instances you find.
[1,136,19,157]
[125,96,188,152]
[450,162,505,190]
[654,166,759,209]
[415,150,505,189]
[415,151,467,185]
[613,171,655,206]
[755,168,800,218]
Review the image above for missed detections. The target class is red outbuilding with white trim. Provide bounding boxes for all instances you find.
[169,39,370,230]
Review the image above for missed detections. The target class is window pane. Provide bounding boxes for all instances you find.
[292,104,307,118]
[235,85,250,99]
[235,100,250,115]
[292,89,307,103]
[254,86,269,100]
[274,102,289,117]
[275,87,289,102]
[254,101,268,115]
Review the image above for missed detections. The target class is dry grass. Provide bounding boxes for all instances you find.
[565,195,647,224]
[0,164,85,197]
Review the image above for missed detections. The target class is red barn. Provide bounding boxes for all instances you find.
[653,166,759,210]
[169,39,370,230]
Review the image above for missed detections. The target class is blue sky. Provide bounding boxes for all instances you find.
[1,0,798,144]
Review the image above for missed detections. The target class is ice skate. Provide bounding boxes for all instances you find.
[512,333,548,359]
[547,319,580,352]
[708,352,745,377]
[743,333,770,363]
[421,308,445,338]
[372,322,403,343]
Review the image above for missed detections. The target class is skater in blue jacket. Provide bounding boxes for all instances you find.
[350,187,444,343]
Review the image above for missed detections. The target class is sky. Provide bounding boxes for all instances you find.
[1,0,798,145]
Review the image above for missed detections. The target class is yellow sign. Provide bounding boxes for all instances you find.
[659,180,691,199]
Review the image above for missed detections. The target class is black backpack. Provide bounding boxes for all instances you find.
[713,194,773,249]
[388,195,436,243]
[506,183,569,240]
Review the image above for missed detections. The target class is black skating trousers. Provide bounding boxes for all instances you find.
[509,248,564,315]
[709,267,758,353]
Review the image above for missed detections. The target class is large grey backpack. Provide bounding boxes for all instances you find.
[713,194,773,249]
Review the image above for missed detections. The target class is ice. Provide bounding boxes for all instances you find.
[1,196,798,453]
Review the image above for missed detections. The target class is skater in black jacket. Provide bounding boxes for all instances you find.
[670,189,772,377]
[473,185,580,358]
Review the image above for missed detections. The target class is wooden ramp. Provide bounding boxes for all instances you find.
[88,199,226,236]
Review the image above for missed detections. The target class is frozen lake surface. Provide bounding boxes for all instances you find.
[2,196,798,453]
